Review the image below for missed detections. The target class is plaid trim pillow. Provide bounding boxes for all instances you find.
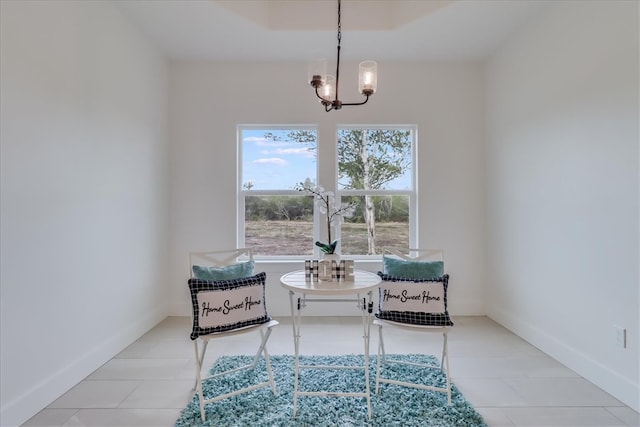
[188,272,271,339]
[375,272,453,326]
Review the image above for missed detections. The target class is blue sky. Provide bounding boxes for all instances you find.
[241,129,317,190]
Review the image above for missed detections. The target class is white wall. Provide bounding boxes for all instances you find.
[0,1,169,425]
[168,61,486,317]
[485,0,639,411]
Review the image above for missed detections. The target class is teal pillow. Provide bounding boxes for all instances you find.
[383,256,444,280]
[192,259,255,281]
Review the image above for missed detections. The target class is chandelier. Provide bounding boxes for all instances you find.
[308,0,377,112]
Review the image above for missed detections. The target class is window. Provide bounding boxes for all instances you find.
[336,126,416,256]
[238,125,416,257]
[239,126,318,257]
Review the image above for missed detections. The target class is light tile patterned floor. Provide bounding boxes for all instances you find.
[22,316,639,427]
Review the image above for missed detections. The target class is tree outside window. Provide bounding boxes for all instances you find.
[338,127,414,255]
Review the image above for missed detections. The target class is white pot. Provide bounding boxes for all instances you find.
[321,253,341,262]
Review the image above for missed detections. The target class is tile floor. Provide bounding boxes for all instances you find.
[22,316,639,427]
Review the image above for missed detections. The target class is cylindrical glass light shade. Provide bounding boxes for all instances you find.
[308,58,327,88]
[321,75,336,101]
[358,61,377,95]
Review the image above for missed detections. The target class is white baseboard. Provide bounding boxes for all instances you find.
[488,305,639,412]
[0,308,166,427]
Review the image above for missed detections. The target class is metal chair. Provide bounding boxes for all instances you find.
[374,248,452,404]
[188,248,278,421]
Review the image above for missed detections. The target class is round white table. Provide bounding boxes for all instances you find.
[279,269,381,419]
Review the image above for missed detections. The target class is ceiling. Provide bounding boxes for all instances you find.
[114,0,549,62]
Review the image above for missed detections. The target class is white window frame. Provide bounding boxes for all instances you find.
[237,125,319,259]
[236,124,418,259]
[335,125,418,259]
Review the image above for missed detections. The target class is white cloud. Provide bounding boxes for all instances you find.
[244,136,265,143]
[258,147,315,158]
[245,136,290,147]
[275,147,313,155]
[253,158,288,166]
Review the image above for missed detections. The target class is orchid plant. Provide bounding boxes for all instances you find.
[296,182,355,254]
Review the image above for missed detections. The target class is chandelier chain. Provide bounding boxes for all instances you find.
[337,0,342,46]
[308,0,375,112]
[335,0,342,102]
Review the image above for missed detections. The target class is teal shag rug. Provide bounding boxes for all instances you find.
[176,354,487,427]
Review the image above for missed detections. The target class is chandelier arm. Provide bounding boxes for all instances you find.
[314,86,327,101]
[340,95,370,107]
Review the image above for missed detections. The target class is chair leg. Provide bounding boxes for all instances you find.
[193,340,206,421]
[375,325,452,405]
[442,330,451,405]
[240,328,277,393]
[250,326,278,402]
[260,327,277,395]
[193,339,209,391]
[379,324,387,359]
[191,323,279,421]
[375,324,384,394]
[440,330,446,370]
